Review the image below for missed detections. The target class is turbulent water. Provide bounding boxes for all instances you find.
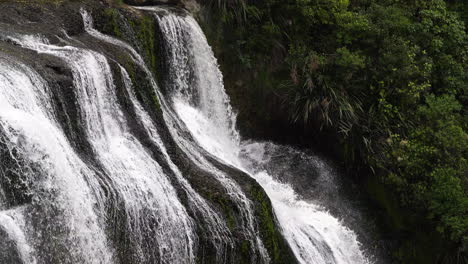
[0,5,373,264]
[150,9,371,264]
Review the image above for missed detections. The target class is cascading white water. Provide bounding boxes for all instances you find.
[81,9,269,262]
[152,9,272,262]
[154,9,241,164]
[240,143,370,264]
[152,9,372,264]
[81,10,235,261]
[0,5,376,263]
[8,35,197,263]
[118,65,235,262]
[0,56,112,263]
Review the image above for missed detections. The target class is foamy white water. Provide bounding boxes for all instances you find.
[154,11,271,262]
[153,9,372,264]
[9,35,196,264]
[118,65,235,262]
[81,10,237,261]
[0,56,112,263]
[81,8,269,262]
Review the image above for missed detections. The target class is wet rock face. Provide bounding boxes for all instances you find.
[122,0,200,13]
[123,0,181,5]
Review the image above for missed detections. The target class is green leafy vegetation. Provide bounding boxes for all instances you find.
[200,0,467,262]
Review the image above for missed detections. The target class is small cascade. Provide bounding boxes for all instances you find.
[152,9,271,262]
[151,8,372,264]
[118,65,234,262]
[0,56,112,263]
[8,35,196,263]
[154,9,241,164]
[83,8,270,262]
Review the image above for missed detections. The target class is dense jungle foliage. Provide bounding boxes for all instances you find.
[199,0,467,262]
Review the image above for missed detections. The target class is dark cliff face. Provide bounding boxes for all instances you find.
[0,1,297,263]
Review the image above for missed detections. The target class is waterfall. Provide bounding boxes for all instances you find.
[0,4,376,264]
[6,34,197,263]
[153,8,241,164]
[118,65,234,262]
[151,9,271,262]
[0,55,112,263]
[149,9,372,264]
[82,9,236,262]
[82,8,269,262]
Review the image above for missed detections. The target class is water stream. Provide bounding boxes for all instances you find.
[151,9,371,264]
[0,6,374,264]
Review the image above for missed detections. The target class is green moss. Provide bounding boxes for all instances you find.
[251,185,280,261]
[95,6,162,114]
[112,0,124,5]
[203,185,294,263]
[205,192,235,231]
[127,14,159,79]
[239,240,250,262]
[102,8,122,37]
[151,94,161,111]
[121,55,161,113]
[203,190,256,263]
[250,184,297,263]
